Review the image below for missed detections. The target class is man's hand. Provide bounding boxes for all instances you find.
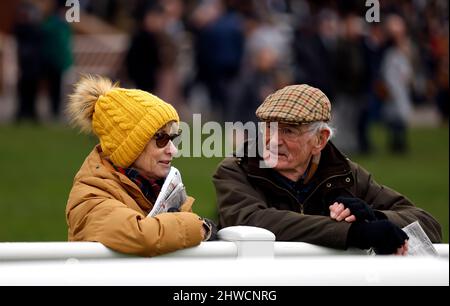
[395,240,409,256]
[329,196,377,223]
[347,219,409,255]
[330,202,354,222]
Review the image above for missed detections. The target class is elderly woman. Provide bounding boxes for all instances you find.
[66,75,212,256]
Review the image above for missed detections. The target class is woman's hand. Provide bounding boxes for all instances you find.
[200,218,218,241]
[201,225,207,240]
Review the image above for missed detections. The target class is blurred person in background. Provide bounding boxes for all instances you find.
[380,14,414,154]
[428,18,449,124]
[331,14,369,155]
[126,2,171,94]
[39,0,73,120]
[292,8,340,101]
[66,75,216,256]
[231,11,292,123]
[189,0,244,121]
[158,0,189,109]
[213,84,442,255]
[14,0,43,122]
[358,22,388,155]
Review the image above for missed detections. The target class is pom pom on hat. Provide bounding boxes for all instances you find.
[67,74,118,133]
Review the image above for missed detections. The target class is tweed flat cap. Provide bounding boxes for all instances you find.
[256,84,331,124]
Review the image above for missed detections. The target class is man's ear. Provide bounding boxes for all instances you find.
[312,129,330,154]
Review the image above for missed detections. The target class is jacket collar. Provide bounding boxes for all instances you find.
[238,140,351,186]
[81,145,153,212]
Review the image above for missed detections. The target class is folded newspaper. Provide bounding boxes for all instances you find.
[147,167,187,217]
[402,221,438,256]
[368,220,438,256]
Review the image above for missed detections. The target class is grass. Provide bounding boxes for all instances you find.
[0,122,97,241]
[0,123,447,242]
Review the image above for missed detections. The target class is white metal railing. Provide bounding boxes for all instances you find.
[0,241,238,261]
[0,226,448,285]
[2,226,446,261]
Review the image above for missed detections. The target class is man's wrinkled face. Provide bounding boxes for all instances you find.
[265,123,318,179]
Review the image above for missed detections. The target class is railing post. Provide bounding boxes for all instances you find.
[217,226,275,258]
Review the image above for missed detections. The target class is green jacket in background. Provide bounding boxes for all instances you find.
[213,141,442,249]
[41,15,73,72]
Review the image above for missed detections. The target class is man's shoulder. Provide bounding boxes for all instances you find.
[347,159,370,176]
[215,155,256,178]
[217,156,241,169]
[213,157,240,181]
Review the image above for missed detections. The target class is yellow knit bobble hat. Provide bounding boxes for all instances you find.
[67,75,179,167]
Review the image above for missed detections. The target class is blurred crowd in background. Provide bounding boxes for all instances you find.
[0,0,448,155]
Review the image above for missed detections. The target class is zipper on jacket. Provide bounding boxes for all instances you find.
[248,173,304,213]
[249,171,351,215]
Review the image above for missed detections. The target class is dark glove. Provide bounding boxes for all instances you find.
[167,207,180,213]
[347,220,409,254]
[202,218,218,241]
[334,196,377,222]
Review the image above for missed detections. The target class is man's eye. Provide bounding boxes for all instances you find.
[282,128,293,134]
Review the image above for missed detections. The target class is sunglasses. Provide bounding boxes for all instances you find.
[154,129,182,148]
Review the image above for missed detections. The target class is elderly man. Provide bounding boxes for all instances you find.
[213,84,442,255]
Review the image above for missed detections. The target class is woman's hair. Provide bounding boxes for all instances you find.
[66,74,118,133]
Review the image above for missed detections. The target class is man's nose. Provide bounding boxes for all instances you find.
[266,133,282,149]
